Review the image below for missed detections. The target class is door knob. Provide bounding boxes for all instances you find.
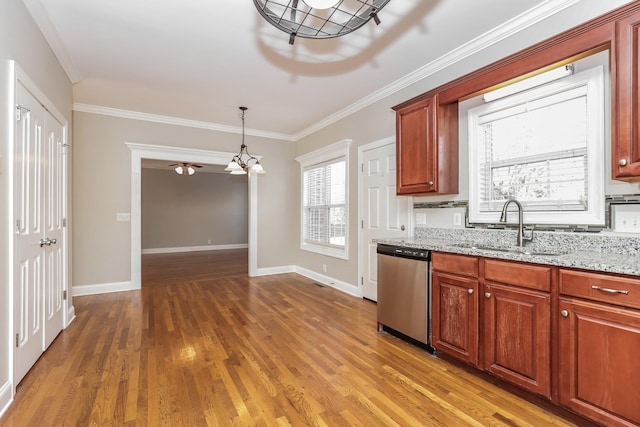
[39,238,50,247]
[50,238,57,245]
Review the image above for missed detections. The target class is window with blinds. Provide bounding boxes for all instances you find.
[303,160,346,248]
[468,64,605,225]
[295,139,351,259]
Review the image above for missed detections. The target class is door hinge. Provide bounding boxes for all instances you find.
[16,105,30,121]
[361,163,364,172]
[361,219,364,229]
[15,219,21,234]
[15,333,19,348]
[63,290,68,300]
[361,276,364,285]
[62,217,67,227]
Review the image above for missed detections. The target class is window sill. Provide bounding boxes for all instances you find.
[301,243,348,260]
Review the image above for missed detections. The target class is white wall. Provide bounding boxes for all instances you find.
[0,0,72,413]
[141,168,248,250]
[71,111,297,289]
[292,0,636,289]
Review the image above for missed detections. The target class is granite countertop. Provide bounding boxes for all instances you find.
[376,236,640,277]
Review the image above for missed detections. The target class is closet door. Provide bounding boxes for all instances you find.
[14,83,45,384]
[43,111,65,349]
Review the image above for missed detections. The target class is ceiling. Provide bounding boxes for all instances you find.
[24,0,574,139]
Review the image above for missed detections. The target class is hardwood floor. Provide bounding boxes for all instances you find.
[1,250,577,426]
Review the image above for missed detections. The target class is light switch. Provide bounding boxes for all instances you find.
[116,213,130,222]
[415,212,427,225]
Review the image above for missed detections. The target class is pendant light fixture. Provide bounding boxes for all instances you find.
[225,107,266,175]
[253,0,391,45]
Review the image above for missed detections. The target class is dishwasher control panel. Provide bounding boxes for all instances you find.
[377,244,430,261]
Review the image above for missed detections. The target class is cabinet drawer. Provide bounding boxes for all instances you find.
[432,252,478,278]
[559,269,640,310]
[484,259,551,292]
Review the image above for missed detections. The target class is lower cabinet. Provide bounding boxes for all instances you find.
[432,271,478,365]
[431,252,640,426]
[483,282,551,397]
[558,298,640,427]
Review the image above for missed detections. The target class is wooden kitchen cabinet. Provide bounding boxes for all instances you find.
[483,282,551,398]
[393,95,458,195]
[614,11,640,180]
[432,252,479,365]
[482,259,552,397]
[558,298,640,426]
[558,269,640,426]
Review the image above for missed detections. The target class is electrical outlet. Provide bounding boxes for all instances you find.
[207,239,212,244]
[322,264,327,273]
[615,211,640,233]
[415,212,427,225]
[453,212,462,226]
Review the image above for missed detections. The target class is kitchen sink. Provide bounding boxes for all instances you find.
[450,242,569,256]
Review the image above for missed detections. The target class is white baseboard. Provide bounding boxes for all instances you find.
[65,305,76,328]
[253,265,296,276]
[142,244,248,254]
[0,381,13,419]
[72,281,137,296]
[294,267,361,298]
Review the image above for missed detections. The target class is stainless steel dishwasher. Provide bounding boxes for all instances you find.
[377,243,433,351]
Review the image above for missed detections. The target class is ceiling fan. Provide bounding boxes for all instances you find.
[169,162,203,176]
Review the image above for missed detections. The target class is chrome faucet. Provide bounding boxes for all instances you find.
[500,198,534,247]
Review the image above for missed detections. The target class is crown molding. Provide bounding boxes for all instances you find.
[73,103,294,141]
[292,0,581,141]
[21,0,82,83]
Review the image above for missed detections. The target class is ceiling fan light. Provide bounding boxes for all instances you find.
[175,166,184,175]
[187,166,195,175]
[303,0,339,9]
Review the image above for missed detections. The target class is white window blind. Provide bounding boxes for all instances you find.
[295,139,351,259]
[468,65,605,225]
[303,159,346,248]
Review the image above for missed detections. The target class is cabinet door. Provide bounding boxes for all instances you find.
[395,97,437,194]
[614,13,640,180]
[483,283,551,398]
[432,272,478,365]
[558,298,640,426]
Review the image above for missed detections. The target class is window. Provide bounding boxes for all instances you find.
[468,63,605,225]
[296,139,351,259]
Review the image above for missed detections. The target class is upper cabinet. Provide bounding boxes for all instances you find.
[393,95,458,195]
[614,12,640,180]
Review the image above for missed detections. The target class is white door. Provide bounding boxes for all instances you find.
[14,83,45,383]
[360,141,410,301]
[43,111,65,349]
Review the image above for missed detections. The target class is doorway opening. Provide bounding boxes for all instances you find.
[126,143,259,289]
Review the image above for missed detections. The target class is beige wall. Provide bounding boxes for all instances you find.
[72,111,296,288]
[141,168,248,249]
[1,0,72,408]
[292,0,635,288]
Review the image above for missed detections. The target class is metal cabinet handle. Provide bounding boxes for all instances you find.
[484,292,491,298]
[428,181,434,186]
[561,310,569,318]
[619,158,628,166]
[468,289,474,295]
[591,285,629,295]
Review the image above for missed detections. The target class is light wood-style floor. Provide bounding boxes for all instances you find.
[0,250,577,426]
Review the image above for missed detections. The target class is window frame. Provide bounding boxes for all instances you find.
[295,139,351,260]
[467,65,605,226]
